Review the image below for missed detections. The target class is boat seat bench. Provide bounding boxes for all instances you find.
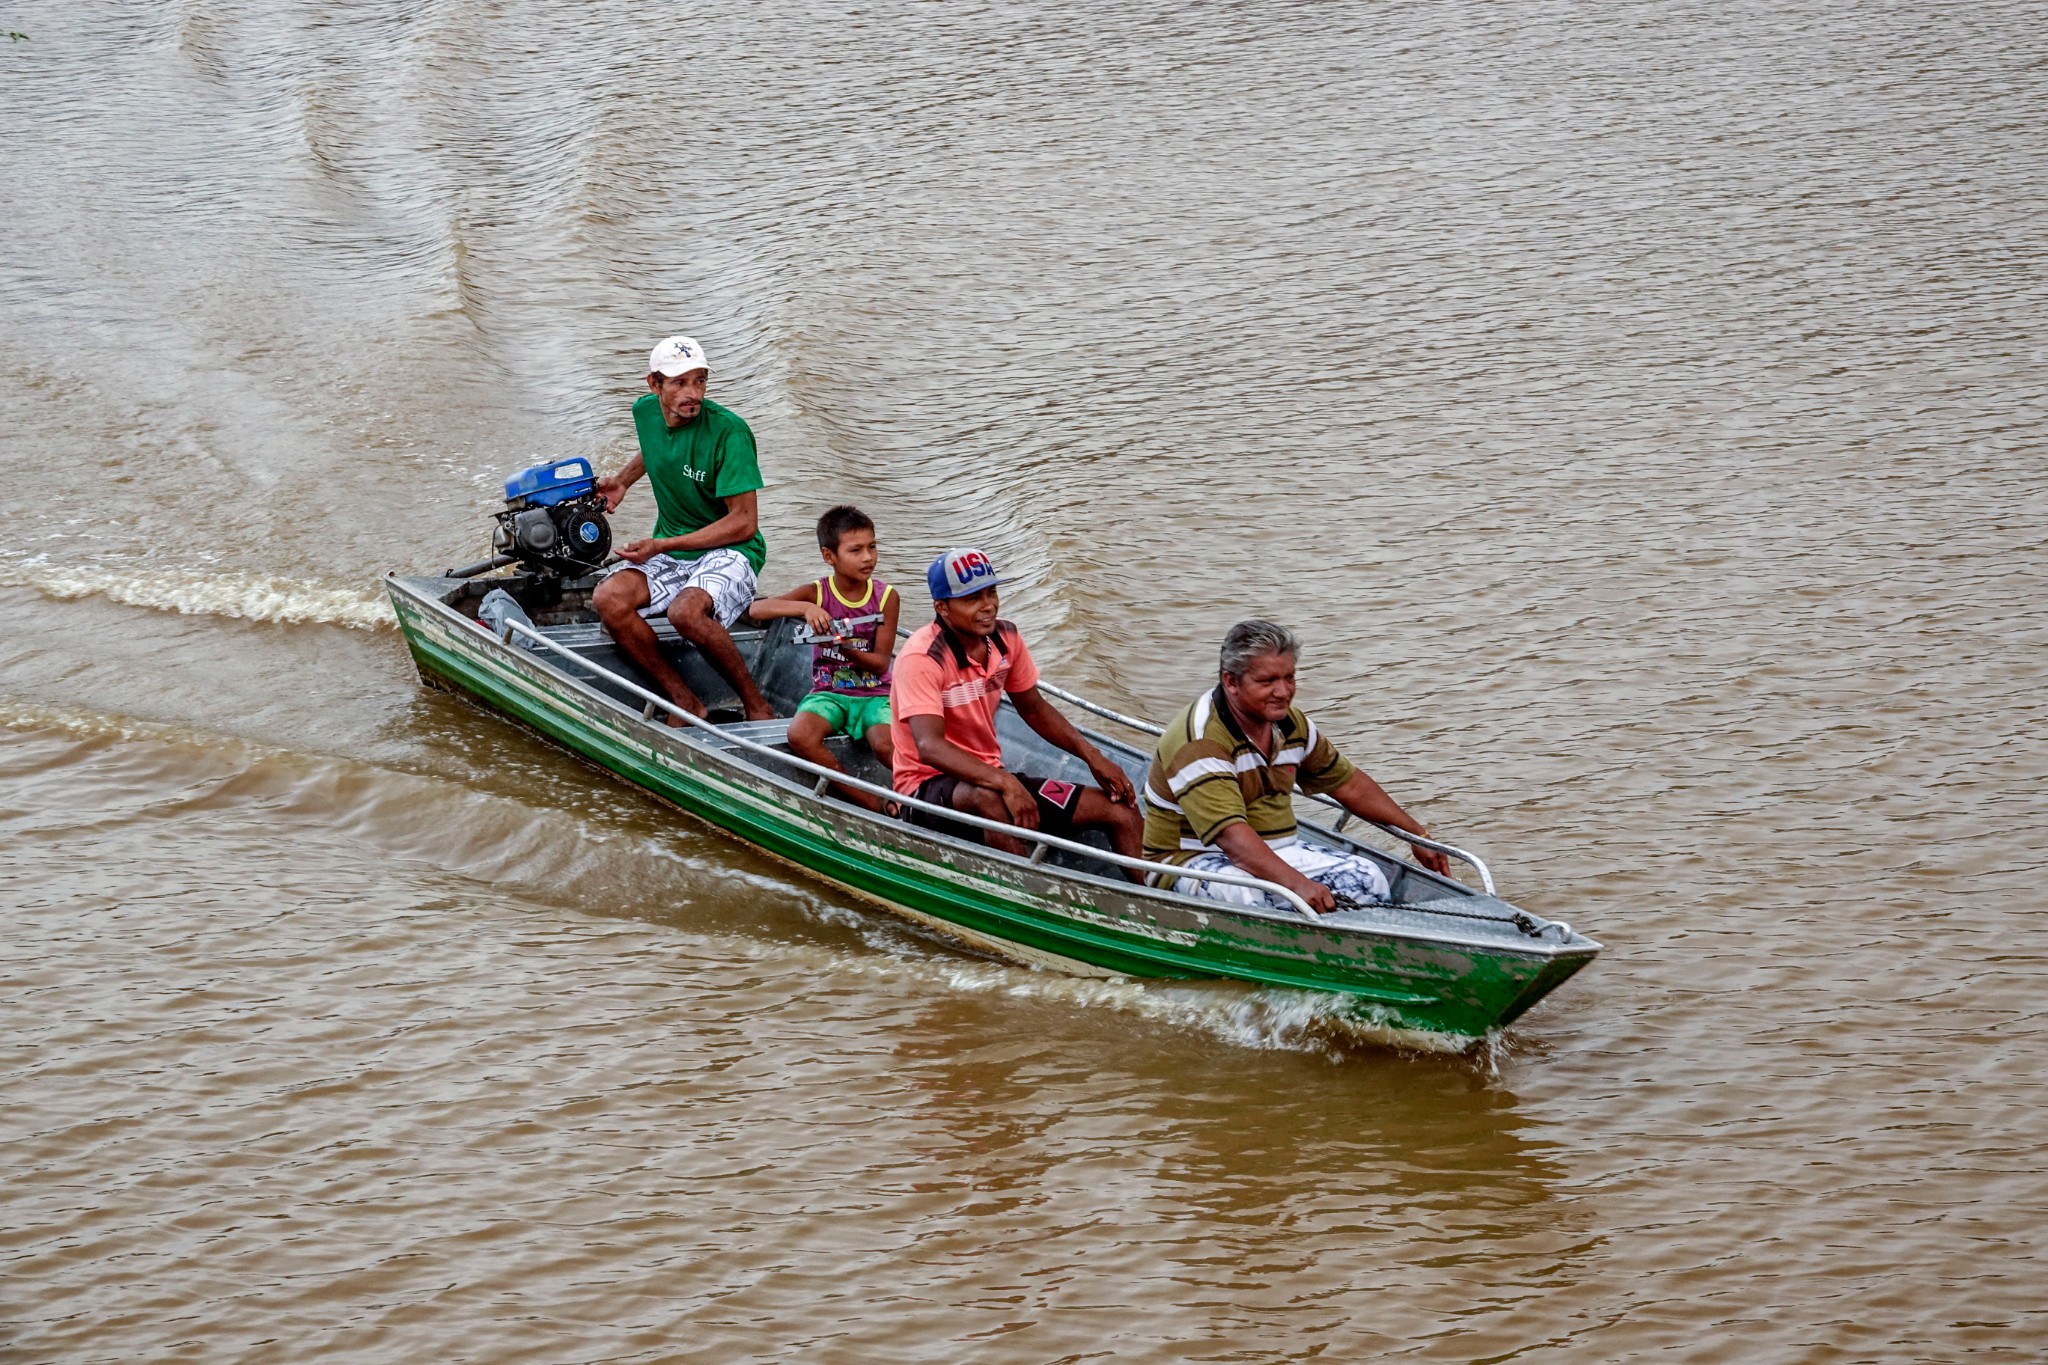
[696,719,881,782]
[528,619,790,722]
[538,619,772,652]
[522,620,900,798]
[699,718,794,749]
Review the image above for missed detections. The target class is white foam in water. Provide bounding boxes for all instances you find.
[0,699,178,747]
[3,559,396,630]
[804,945,1479,1058]
[973,970,1480,1057]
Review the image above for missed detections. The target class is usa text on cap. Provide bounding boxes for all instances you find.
[927,547,1006,601]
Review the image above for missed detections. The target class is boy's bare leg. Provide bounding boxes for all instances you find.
[789,711,885,812]
[592,570,706,719]
[668,588,776,721]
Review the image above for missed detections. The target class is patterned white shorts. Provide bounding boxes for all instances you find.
[1171,840,1392,909]
[604,547,757,627]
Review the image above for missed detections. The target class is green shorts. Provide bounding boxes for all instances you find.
[794,690,892,737]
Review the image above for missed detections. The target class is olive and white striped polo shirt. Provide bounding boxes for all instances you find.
[1141,687,1358,866]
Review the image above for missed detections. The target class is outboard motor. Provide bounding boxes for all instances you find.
[491,458,612,575]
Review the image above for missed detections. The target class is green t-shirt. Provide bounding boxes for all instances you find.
[632,392,767,572]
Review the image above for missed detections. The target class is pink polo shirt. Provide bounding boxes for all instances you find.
[888,620,1040,795]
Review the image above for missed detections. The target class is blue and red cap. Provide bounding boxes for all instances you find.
[927,547,1007,602]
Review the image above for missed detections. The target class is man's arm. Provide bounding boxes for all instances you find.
[1326,769,1452,876]
[1007,687,1137,806]
[1169,764,1339,912]
[616,491,760,564]
[1213,822,1338,914]
[905,714,1038,829]
[596,456,644,512]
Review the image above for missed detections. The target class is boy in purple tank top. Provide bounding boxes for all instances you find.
[748,506,900,810]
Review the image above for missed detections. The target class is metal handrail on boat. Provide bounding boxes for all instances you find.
[496,619,1323,919]
[1034,680,1499,897]
[1036,683,1164,738]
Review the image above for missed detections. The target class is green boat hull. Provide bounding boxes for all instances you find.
[387,574,1597,1045]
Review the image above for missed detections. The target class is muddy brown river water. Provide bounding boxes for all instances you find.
[4,2,2046,1360]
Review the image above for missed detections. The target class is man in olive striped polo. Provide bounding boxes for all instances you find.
[1142,620,1450,914]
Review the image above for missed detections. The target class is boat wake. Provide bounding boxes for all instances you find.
[814,943,1478,1058]
[721,893,1477,1058]
[940,967,1481,1057]
[0,558,396,630]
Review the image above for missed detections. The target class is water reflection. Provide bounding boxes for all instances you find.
[894,994,1572,1223]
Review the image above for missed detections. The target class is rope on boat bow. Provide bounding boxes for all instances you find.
[1333,894,1574,942]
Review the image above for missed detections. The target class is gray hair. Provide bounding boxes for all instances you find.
[1220,619,1301,678]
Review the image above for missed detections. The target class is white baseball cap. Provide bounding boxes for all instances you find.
[649,335,709,377]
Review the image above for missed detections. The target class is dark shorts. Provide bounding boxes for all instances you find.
[906,772,1084,841]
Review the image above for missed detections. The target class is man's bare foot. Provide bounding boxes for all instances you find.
[664,696,708,727]
[743,701,777,722]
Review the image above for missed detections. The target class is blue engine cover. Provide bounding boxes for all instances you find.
[504,458,597,507]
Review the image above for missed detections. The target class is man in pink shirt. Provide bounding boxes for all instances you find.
[889,548,1144,880]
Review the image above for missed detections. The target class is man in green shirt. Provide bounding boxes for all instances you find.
[1143,620,1450,913]
[591,335,775,721]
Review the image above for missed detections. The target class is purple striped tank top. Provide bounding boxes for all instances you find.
[810,576,895,697]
